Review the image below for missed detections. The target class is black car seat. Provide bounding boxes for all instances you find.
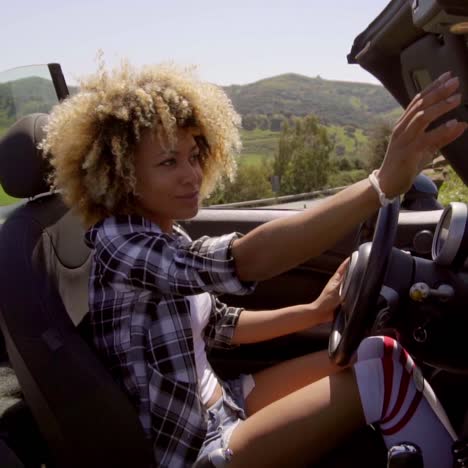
[0,114,152,468]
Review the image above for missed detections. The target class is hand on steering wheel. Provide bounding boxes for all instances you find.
[328,199,400,365]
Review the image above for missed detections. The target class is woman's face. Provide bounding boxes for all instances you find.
[133,127,203,232]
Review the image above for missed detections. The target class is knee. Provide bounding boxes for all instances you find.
[356,336,414,370]
[356,335,397,362]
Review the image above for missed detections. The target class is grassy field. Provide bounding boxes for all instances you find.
[438,167,468,206]
[238,152,271,168]
[240,129,278,161]
[240,125,369,165]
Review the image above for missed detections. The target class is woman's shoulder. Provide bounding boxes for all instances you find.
[84,214,165,249]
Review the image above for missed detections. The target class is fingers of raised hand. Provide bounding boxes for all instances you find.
[395,75,461,137]
[409,72,455,108]
[395,72,451,127]
[404,92,463,137]
[424,119,468,154]
[419,71,453,98]
[379,119,467,195]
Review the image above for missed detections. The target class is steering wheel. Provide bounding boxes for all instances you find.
[328,198,400,366]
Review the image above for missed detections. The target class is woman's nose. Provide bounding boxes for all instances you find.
[180,159,202,185]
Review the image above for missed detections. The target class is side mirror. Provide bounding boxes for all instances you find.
[401,173,443,211]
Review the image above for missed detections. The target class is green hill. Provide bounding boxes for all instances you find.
[223,73,402,165]
[0,73,400,168]
[223,73,400,129]
[0,73,400,137]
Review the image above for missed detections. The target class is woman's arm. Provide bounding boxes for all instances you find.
[232,303,326,345]
[232,259,347,344]
[232,73,467,281]
[233,179,376,281]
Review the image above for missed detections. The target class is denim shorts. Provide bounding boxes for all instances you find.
[195,374,254,463]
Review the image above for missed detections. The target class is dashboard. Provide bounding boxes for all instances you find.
[432,202,468,268]
[339,201,468,373]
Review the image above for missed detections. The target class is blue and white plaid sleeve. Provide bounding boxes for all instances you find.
[204,297,244,350]
[93,226,256,297]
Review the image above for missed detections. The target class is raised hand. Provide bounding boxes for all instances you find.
[377,72,468,198]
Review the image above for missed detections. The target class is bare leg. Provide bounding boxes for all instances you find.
[228,368,365,467]
[224,338,454,468]
[246,350,343,415]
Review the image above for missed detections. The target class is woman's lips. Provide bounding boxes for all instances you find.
[177,191,199,201]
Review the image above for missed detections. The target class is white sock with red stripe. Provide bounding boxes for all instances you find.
[353,336,455,468]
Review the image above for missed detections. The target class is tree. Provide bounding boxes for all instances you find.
[207,162,274,205]
[270,114,285,131]
[257,114,269,131]
[335,144,346,157]
[336,157,352,171]
[352,158,366,170]
[344,126,356,138]
[242,114,257,131]
[273,115,333,195]
[273,120,293,180]
[365,120,393,171]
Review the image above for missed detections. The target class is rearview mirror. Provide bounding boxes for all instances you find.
[412,0,468,34]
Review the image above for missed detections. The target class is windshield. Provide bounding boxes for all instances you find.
[0,64,58,138]
[0,64,59,210]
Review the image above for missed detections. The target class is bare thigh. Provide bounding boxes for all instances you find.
[246,350,344,415]
[228,368,365,467]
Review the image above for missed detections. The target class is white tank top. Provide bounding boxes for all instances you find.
[188,293,220,405]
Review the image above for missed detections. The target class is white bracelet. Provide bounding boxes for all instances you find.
[368,170,396,207]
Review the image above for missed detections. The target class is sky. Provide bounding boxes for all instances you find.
[1,0,392,87]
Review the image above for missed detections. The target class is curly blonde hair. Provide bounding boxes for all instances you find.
[41,61,242,227]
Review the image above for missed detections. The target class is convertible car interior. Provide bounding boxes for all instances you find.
[1,0,468,467]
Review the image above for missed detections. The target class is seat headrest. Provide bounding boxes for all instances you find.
[0,113,51,198]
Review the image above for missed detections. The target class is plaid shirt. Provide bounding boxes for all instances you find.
[85,215,255,467]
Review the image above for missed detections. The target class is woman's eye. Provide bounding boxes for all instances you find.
[190,153,201,163]
[159,158,176,167]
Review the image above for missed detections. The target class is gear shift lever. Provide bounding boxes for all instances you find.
[387,443,423,467]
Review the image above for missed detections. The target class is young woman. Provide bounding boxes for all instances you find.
[42,63,466,468]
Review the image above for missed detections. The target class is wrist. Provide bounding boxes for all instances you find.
[308,300,332,324]
[368,170,397,207]
[305,301,319,314]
